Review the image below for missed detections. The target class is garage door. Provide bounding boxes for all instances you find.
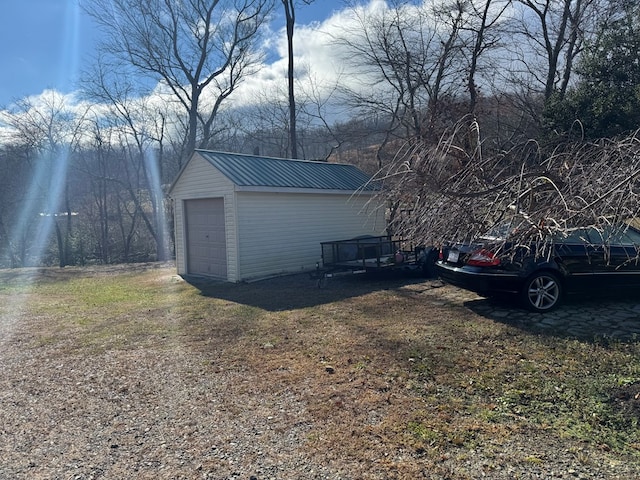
[185,198,227,277]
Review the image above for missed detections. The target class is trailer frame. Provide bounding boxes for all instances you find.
[311,235,428,287]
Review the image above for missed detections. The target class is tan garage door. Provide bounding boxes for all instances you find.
[185,198,227,278]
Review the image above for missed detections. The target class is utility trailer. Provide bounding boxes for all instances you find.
[312,235,432,287]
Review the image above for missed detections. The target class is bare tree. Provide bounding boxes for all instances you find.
[505,0,607,120]
[0,92,89,267]
[373,118,640,254]
[230,66,343,159]
[296,71,347,161]
[231,84,293,157]
[82,61,172,261]
[83,0,273,163]
[459,0,512,116]
[0,143,32,266]
[335,0,467,167]
[281,0,315,158]
[77,130,114,264]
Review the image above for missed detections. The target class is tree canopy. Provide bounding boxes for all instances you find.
[544,2,640,138]
[373,118,640,250]
[2,0,640,267]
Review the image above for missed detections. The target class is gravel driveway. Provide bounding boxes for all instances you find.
[1,264,639,479]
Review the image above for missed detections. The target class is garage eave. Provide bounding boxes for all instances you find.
[233,185,377,195]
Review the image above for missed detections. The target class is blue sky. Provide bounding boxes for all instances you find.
[0,0,348,107]
[0,0,89,106]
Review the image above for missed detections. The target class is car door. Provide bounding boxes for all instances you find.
[589,226,640,289]
[553,229,598,292]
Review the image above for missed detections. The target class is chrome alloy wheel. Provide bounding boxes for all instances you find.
[523,272,562,312]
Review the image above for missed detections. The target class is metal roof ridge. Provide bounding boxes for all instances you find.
[194,149,355,166]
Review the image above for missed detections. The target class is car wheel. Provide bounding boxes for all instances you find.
[521,272,562,312]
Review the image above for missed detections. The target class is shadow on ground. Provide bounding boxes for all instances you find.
[183,270,430,311]
[0,262,173,287]
[464,292,640,343]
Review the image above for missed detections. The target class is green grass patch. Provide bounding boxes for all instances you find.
[4,264,640,465]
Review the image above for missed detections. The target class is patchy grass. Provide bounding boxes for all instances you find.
[1,263,640,477]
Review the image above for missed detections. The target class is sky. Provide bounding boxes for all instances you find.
[0,0,353,108]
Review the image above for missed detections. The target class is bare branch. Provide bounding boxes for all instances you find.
[374,117,640,250]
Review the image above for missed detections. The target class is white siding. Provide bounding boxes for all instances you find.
[170,153,239,281]
[170,152,388,283]
[236,191,385,281]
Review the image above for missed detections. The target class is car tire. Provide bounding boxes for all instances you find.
[521,271,562,312]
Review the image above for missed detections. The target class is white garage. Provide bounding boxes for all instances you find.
[169,150,386,282]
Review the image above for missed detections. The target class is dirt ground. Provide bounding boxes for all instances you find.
[0,263,639,479]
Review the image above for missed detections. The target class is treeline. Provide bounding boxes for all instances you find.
[0,0,638,268]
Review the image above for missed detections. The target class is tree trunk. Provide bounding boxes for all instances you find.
[284,0,298,159]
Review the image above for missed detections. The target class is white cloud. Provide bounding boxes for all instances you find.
[1,1,398,135]
[229,0,391,109]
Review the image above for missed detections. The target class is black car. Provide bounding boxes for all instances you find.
[435,222,640,312]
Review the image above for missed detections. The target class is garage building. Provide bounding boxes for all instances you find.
[169,150,386,282]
